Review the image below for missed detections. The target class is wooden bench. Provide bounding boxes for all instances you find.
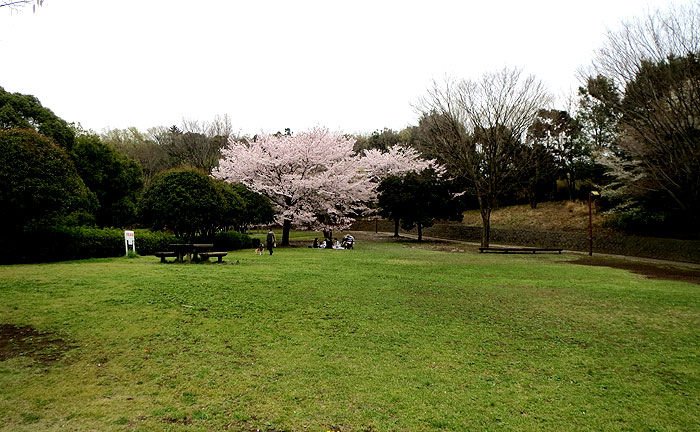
[479,247,563,254]
[198,251,228,262]
[154,251,177,263]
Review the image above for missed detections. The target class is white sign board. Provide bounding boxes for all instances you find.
[124,231,135,255]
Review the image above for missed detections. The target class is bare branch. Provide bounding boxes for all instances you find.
[417,68,551,246]
[1,0,44,13]
[588,1,700,90]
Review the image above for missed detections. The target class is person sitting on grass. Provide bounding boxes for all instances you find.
[342,234,355,249]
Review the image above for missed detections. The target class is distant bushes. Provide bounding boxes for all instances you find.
[603,210,696,239]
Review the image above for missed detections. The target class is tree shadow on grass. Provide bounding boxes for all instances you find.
[570,257,700,285]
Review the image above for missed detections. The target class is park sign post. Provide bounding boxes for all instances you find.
[124,230,135,256]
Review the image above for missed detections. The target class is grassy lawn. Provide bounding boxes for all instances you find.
[0,234,698,431]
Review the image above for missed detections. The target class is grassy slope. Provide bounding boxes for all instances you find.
[0,239,698,431]
[461,201,612,233]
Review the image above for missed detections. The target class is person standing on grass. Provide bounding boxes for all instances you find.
[266,229,276,255]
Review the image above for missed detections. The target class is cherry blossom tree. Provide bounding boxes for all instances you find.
[361,145,445,181]
[212,127,435,245]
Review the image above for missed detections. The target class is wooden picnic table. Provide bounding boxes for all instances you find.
[478,247,563,254]
[169,243,214,263]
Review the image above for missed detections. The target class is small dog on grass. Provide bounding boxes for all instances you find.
[255,244,264,255]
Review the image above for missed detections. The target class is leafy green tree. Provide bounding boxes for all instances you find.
[377,175,408,237]
[528,109,588,200]
[139,169,242,242]
[213,180,245,232]
[403,112,464,161]
[378,169,463,241]
[71,134,143,227]
[519,143,558,209]
[577,76,621,153]
[0,86,75,150]
[228,183,275,231]
[0,129,95,232]
[575,76,624,192]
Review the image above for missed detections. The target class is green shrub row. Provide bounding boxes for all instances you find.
[0,227,176,264]
[199,230,253,251]
[1,227,252,264]
[600,210,695,239]
[132,229,179,255]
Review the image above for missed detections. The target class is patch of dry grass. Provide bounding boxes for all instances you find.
[461,201,611,233]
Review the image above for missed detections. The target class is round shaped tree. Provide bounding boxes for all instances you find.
[139,168,229,242]
[0,128,95,232]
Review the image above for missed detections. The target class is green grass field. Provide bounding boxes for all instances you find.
[0,234,698,431]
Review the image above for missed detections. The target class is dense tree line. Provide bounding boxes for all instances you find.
[2,1,697,257]
[370,3,700,242]
[0,87,274,256]
[377,168,464,241]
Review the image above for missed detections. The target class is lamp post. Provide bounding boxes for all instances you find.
[588,191,600,256]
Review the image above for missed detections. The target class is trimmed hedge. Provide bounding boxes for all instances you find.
[0,227,252,264]
[0,227,177,264]
[0,226,117,264]
[200,230,253,252]
[132,229,179,255]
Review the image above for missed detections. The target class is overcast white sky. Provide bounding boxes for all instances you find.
[0,0,680,135]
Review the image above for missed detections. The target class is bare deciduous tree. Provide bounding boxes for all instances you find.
[101,127,171,186]
[1,0,44,13]
[418,68,551,247]
[586,2,700,229]
[153,114,237,174]
[588,1,700,89]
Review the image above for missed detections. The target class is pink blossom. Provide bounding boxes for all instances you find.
[212,127,437,231]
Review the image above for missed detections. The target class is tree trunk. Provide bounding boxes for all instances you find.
[393,219,400,237]
[322,229,333,241]
[480,208,491,247]
[528,189,538,209]
[567,172,576,201]
[417,223,423,242]
[281,219,291,246]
